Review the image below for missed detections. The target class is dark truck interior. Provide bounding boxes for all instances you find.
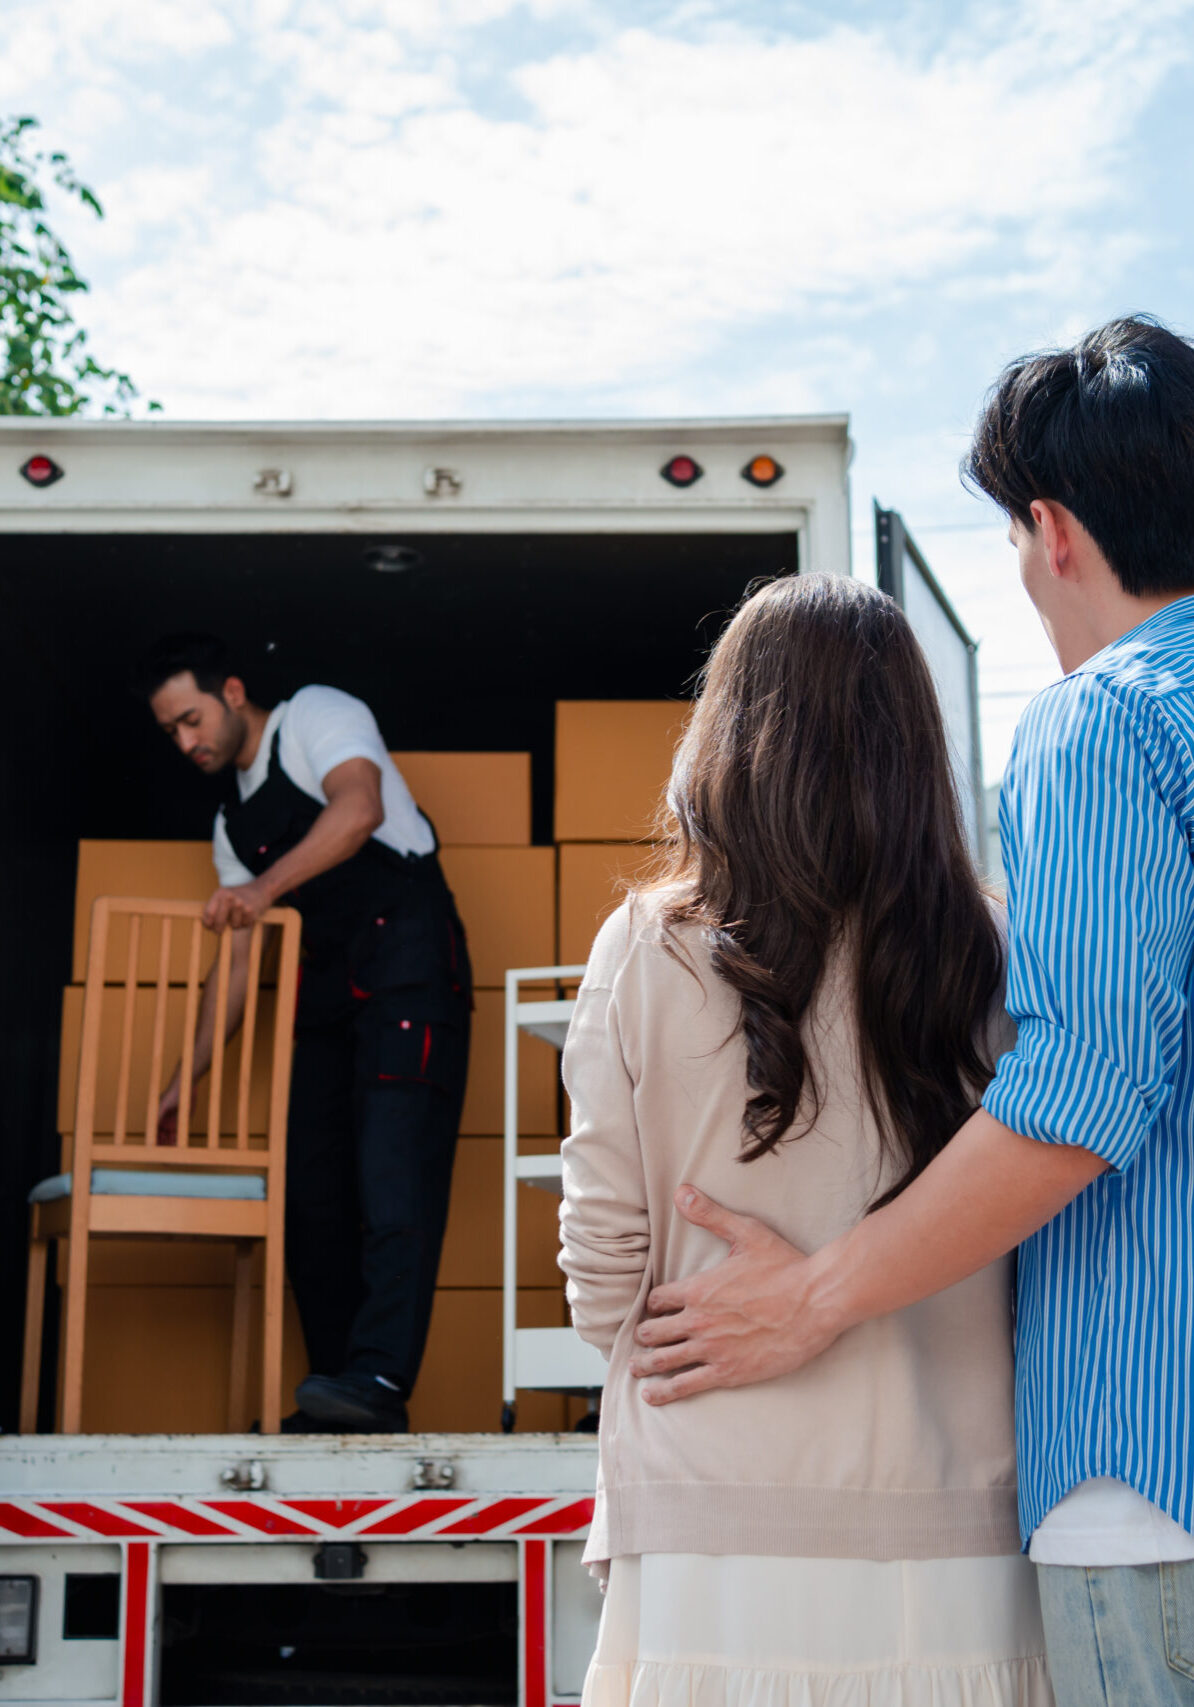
[0,526,797,1431]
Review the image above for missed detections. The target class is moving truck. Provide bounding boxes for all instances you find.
[0,416,967,1706]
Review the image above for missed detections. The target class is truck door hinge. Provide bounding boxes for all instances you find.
[423,466,462,498]
[254,468,293,497]
[412,1457,456,1490]
[219,1457,268,1492]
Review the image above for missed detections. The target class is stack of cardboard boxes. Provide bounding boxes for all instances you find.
[49,702,688,1433]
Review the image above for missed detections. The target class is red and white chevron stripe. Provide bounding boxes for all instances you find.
[0,1491,594,1544]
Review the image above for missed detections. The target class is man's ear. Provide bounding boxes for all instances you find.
[222,675,248,711]
[1030,499,1078,583]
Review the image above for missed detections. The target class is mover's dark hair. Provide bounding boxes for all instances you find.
[965,314,1194,597]
[131,633,243,701]
[647,573,1002,1208]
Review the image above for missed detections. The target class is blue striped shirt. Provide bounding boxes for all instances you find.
[983,594,1194,1548]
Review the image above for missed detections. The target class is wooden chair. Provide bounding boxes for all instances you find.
[19,897,302,1435]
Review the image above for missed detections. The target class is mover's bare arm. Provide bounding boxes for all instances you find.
[629,1108,1108,1404]
[157,928,253,1141]
[203,757,385,932]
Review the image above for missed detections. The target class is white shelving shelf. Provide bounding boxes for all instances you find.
[502,964,606,1427]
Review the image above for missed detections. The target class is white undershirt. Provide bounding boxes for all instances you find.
[1030,1478,1194,1566]
[212,686,434,888]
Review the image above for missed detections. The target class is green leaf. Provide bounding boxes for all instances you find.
[0,112,154,417]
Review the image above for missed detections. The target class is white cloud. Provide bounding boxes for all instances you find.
[5,0,1185,779]
[6,0,1191,419]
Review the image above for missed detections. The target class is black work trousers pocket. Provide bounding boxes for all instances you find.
[350,904,471,1008]
[362,994,470,1096]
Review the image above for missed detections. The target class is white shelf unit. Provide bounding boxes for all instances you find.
[502,964,606,1427]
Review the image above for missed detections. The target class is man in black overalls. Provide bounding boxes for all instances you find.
[137,635,471,1431]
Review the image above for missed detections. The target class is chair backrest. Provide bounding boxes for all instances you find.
[71,897,302,1177]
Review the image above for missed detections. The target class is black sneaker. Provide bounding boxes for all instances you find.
[251,1409,342,1434]
[279,1409,343,1434]
[294,1372,410,1433]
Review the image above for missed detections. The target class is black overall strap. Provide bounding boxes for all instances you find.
[221,722,446,962]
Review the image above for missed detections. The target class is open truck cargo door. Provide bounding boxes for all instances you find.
[875,504,986,864]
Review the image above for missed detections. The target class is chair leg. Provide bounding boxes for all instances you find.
[261,1227,285,1434]
[228,1242,254,1432]
[59,1224,91,1434]
[19,1224,48,1434]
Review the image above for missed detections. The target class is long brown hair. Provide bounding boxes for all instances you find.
[651,572,1002,1207]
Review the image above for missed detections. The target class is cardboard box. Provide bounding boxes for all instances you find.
[557,843,661,965]
[68,1274,569,1433]
[555,701,689,842]
[407,1289,570,1434]
[440,847,556,988]
[461,989,559,1136]
[390,752,531,846]
[67,1284,308,1435]
[438,1137,565,1289]
[72,840,218,983]
[75,839,558,992]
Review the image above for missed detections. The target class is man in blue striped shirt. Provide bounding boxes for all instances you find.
[629,316,1194,1702]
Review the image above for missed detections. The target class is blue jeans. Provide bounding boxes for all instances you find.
[1039,1562,1194,1706]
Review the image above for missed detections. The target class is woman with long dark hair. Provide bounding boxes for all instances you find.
[560,574,1051,1706]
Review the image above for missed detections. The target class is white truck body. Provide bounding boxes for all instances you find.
[0,416,1003,1707]
[0,417,852,557]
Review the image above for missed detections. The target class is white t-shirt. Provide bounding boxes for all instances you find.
[212,686,435,888]
[1030,1478,1194,1566]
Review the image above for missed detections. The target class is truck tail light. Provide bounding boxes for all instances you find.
[20,455,64,488]
[661,455,703,488]
[742,455,783,487]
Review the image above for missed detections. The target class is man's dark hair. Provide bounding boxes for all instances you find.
[965,314,1194,596]
[131,633,244,701]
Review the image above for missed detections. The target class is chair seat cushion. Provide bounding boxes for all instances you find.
[29,1169,267,1205]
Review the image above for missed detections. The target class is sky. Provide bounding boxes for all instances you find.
[4,0,1193,782]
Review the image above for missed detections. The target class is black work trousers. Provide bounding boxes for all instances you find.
[283,905,471,1393]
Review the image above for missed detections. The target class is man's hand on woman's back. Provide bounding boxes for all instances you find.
[630,1188,826,1403]
[631,1113,1107,1407]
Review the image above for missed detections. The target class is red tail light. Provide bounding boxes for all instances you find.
[661,455,703,488]
[20,455,64,488]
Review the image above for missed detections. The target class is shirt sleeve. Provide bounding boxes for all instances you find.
[213,810,255,888]
[286,685,390,790]
[558,906,650,1357]
[982,674,1194,1170]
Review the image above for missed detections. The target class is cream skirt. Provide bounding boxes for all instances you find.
[582,1554,1053,1707]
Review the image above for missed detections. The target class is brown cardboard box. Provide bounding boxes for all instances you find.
[440,847,556,987]
[557,843,660,965]
[69,1274,570,1434]
[68,1284,308,1435]
[390,752,531,846]
[460,989,559,1136]
[72,841,218,982]
[438,1137,564,1289]
[407,1289,570,1434]
[75,840,557,991]
[554,701,689,842]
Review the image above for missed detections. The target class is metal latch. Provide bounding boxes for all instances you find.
[254,468,293,497]
[219,1458,267,1491]
[423,466,462,498]
[412,1458,456,1490]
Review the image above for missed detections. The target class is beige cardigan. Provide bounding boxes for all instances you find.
[558,898,1020,1566]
